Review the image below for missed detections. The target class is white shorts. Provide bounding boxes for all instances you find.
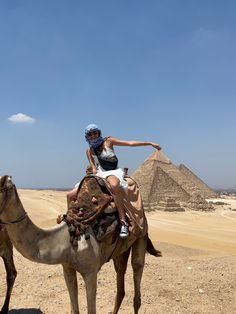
[96,166,128,190]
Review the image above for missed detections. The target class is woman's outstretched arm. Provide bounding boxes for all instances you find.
[106,137,161,150]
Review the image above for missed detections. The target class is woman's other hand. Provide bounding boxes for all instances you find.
[92,166,97,175]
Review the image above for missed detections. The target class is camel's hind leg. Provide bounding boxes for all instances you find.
[0,254,17,314]
[62,264,79,314]
[131,236,147,314]
[112,247,131,314]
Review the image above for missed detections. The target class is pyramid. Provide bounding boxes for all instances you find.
[156,197,185,212]
[187,194,214,211]
[132,151,216,212]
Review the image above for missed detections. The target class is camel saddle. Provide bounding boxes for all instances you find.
[58,175,118,246]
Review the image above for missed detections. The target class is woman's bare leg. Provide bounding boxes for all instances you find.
[106,176,129,238]
[66,187,78,208]
[106,176,126,221]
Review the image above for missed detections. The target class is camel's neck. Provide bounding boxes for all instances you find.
[4,190,71,265]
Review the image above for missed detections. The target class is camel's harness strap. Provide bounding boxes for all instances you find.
[0,185,28,225]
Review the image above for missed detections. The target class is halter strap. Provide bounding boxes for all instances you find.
[0,213,28,225]
[0,184,28,225]
[0,186,15,193]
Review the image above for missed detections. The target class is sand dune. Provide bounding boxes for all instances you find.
[0,190,235,313]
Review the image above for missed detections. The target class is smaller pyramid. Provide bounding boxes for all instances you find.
[157,198,185,212]
[187,194,214,211]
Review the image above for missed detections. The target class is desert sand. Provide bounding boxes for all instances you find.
[0,190,236,314]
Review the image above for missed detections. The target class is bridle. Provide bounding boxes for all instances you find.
[0,184,28,226]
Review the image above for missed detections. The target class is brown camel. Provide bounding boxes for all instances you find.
[0,228,17,314]
[0,175,160,314]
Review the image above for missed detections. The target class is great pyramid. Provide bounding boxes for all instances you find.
[132,151,216,211]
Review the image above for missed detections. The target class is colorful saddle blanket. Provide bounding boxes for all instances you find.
[58,174,147,247]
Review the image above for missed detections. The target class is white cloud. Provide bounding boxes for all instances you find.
[8,113,36,124]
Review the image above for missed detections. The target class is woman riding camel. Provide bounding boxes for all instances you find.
[84,123,161,238]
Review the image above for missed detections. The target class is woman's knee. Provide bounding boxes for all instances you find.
[107,176,120,193]
[67,192,72,202]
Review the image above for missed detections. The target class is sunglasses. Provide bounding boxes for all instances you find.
[87,130,99,137]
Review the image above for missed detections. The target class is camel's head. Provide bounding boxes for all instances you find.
[0,175,13,190]
[0,176,25,224]
[0,176,16,219]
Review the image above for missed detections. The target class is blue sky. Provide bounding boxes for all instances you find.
[0,0,235,189]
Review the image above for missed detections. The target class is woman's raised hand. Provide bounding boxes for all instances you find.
[151,143,162,150]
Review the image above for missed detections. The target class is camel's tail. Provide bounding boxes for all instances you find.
[146,235,162,257]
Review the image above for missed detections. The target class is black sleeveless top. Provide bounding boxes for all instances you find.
[92,144,118,171]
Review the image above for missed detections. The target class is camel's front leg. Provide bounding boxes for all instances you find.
[131,237,147,314]
[81,271,98,314]
[1,255,17,314]
[62,264,79,314]
[112,248,131,314]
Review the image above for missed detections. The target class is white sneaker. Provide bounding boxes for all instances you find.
[119,222,129,238]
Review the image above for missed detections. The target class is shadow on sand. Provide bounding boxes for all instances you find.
[9,309,43,314]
